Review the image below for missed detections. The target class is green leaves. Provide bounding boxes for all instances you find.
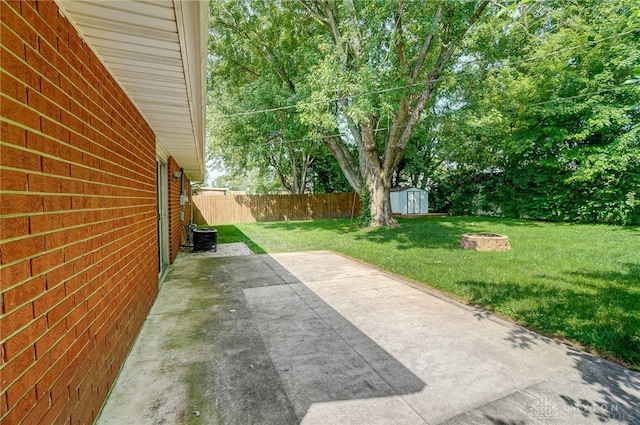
[428,0,640,225]
[623,66,640,85]
[208,0,638,224]
[208,0,330,194]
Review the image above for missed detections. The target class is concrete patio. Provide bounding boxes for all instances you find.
[96,249,640,424]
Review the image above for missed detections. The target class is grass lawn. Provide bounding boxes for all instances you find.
[212,216,640,370]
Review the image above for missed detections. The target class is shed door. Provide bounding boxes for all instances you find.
[407,191,421,214]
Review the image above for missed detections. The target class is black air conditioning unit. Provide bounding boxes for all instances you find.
[193,228,217,252]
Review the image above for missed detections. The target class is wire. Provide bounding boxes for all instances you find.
[514,82,639,109]
[251,124,411,146]
[211,26,640,119]
[214,80,639,149]
[211,82,426,119]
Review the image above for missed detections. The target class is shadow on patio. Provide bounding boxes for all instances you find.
[96,254,425,424]
[97,250,640,425]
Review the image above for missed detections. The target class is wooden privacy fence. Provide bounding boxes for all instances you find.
[193,192,361,225]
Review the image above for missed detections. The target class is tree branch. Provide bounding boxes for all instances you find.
[297,0,329,24]
[382,99,410,173]
[269,152,292,193]
[395,1,490,170]
[395,0,408,70]
[322,135,363,192]
[410,3,444,82]
[298,0,342,43]
[229,57,260,78]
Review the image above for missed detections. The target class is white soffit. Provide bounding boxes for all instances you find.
[56,0,207,182]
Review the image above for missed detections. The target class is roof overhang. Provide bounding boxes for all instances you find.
[56,0,208,182]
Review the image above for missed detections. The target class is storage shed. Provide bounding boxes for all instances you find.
[391,187,429,215]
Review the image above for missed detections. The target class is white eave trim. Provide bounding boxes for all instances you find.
[174,0,207,182]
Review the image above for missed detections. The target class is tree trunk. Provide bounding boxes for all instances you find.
[368,173,396,226]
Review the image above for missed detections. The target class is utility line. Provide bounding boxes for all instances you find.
[211,26,639,119]
[231,81,639,148]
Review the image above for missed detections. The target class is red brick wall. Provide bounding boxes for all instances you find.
[167,156,191,263]
[1,1,160,423]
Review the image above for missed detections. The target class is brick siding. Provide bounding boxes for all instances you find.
[1,1,168,423]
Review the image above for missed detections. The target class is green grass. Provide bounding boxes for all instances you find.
[213,216,640,370]
[206,224,268,254]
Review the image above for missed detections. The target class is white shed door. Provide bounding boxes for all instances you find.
[407,191,421,214]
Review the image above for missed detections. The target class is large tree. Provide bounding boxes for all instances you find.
[296,0,490,225]
[208,0,491,225]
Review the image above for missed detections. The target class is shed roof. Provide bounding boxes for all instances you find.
[391,186,427,192]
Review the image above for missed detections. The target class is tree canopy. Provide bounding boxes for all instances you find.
[207,0,640,225]
[421,0,640,224]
